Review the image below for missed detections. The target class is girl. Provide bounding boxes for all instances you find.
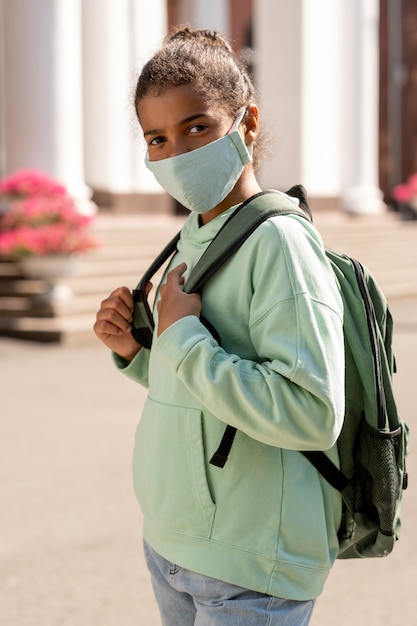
[94,27,344,626]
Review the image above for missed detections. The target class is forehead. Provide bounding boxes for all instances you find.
[136,83,231,129]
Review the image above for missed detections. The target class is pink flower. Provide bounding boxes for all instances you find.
[392,183,412,203]
[0,225,99,257]
[0,169,99,258]
[1,195,92,230]
[0,169,67,197]
[392,173,417,203]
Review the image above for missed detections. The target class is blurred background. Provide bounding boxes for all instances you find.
[1,0,416,215]
[1,2,416,625]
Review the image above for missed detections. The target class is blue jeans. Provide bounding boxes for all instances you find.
[143,541,315,626]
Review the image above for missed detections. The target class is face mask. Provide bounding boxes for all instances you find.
[145,107,252,214]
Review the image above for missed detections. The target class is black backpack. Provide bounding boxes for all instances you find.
[131,188,409,559]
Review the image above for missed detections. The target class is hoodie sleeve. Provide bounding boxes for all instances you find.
[112,344,150,388]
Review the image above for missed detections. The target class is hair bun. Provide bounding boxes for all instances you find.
[165,26,233,54]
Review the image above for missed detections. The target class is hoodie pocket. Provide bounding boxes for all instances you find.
[133,397,215,539]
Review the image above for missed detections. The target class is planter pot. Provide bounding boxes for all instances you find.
[398,202,417,221]
[19,254,81,302]
[19,254,81,279]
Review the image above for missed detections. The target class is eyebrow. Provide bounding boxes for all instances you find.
[143,113,208,137]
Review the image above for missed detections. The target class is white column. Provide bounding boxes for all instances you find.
[255,0,303,190]
[2,0,91,205]
[0,0,6,176]
[194,0,230,35]
[82,0,167,194]
[301,0,343,197]
[2,0,55,175]
[131,0,168,192]
[340,0,385,214]
[82,0,133,193]
[177,0,230,35]
[54,0,92,207]
[255,0,344,196]
[254,0,383,213]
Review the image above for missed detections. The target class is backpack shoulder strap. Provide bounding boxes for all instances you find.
[135,231,181,292]
[181,190,314,469]
[184,190,308,294]
[184,190,354,490]
[131,231,180,347]
[131,189,306,349]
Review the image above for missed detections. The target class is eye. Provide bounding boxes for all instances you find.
[148,136,166,146]
[188,124,208,135]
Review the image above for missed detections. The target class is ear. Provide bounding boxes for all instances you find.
[243,104,260,145]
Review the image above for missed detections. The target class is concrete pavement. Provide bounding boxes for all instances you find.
[1,210,416,626]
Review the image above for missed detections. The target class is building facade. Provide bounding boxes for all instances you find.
[0,0,415,215]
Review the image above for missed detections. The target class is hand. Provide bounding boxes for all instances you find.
[157,263,201,337]
[94,286,143,361]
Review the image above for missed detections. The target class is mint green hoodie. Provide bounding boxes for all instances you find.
[115,198,345,601]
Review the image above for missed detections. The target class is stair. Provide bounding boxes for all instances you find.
[0,209,416,343]
[0,214,184,343]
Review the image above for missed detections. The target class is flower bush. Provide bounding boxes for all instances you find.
[0,169,98,258]
[392,173,417,207]
[0,168,68,197]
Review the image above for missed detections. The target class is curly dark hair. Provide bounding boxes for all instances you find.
[134,26,257,120]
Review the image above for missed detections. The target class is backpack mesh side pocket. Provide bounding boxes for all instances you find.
[352,418,402,536]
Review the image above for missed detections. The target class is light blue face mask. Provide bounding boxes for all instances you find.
[145,107,252,214]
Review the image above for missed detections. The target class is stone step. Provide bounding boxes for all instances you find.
[0,313,97,343]
[0,214,180,341]
[0,210,416,343]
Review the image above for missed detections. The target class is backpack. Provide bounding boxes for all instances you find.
[131,188,409,559]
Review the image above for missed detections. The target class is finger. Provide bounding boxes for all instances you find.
[167,263,187,285]
[112,286,134,310]
[99,297,133,326]
[100,286,133,318]
[97,288,134,330]
[94,318,125,336]
[96,306,131,333]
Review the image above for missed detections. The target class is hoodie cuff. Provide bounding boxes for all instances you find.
[154,315,215,370]
[111,345,150,384]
